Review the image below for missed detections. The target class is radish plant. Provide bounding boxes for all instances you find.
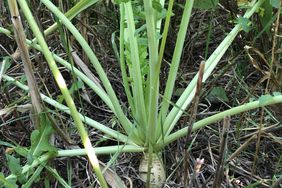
[1,0,282,187]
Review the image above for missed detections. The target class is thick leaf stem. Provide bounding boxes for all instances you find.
[158,94,282,148]
[158,0,266,141]
[40,0,141,144]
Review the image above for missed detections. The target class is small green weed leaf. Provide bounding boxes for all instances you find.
[259,0,273,35]
[111,31,120,60]
[6,154,23,176]
[0,173,18,188]
[207,86,229,103]
[259,94,273,105]
[0,141,14,148]
[57,95,64,103]
[14,146,29,158]
[30,115,57,158]
[237,16,252,32]
[235,62,248,78]
[193,0,219,9]
[17,174,27,184]
[44,177,51,188]
[5,154,27,184]
[157,8,167,21]
[58,77,83,102]
[20,75,27,85]
[135,25,146,36]
[0,173,5,187]
[137,37,148,46]
[269,0,280,8]
[237,0,252,8]
[124,38,149,85]
[69,79,84,94]
[138,42,148,57]
[152,0,163,12]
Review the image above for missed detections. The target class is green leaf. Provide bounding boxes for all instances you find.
[156,7,167,21]
[269,0,280,8]
[193,0,219,9]
[207,86,229,103]
[6,154,23,176]
[20,75,27,85]
[237,0,252,8]
[5,154,27,184]
[56,94,64,103]
[134,24,147,37]
[0,173,18,188]
[258,94,273,105]
[29,115,57,159]
[124,36,149,88]
[0,141,14,148]
[69,79,84,94]
[259,0,273,35]
[237,16,252,32]
[152,0,163,12]
[14,146,29,158]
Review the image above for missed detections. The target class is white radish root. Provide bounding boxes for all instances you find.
[139,153,166,188]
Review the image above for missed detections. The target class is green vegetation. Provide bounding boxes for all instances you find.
[0,0,281,187]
